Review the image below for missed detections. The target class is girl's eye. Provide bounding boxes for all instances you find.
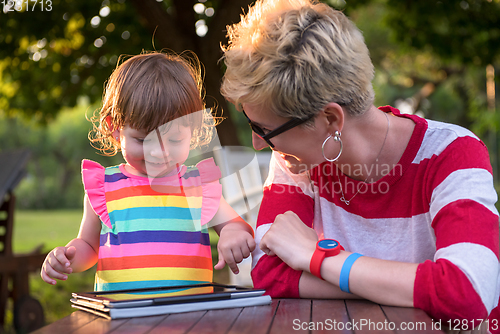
[169,139,183,144]
[136,138,146,143]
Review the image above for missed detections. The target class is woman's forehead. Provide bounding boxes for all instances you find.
[243,103,284,126]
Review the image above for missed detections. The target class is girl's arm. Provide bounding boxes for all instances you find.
[40,194,101,285]
[210,196,255,274]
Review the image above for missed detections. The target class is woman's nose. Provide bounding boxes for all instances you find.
[252,132,269,151]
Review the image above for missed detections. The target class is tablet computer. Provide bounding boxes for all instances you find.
[70,283,270,319]
[72,282,265,308]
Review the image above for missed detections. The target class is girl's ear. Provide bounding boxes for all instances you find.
[105,116,114,132]
[106,116,121,141]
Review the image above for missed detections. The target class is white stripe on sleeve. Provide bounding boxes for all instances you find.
[435,242,500,313]
[430,168,498,220]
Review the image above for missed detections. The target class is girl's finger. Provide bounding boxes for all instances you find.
[44,263,69,281]
[214,252,226,270]
[247,237,256,252]
[40,268,57,285]
[222,248,240,274]
[53,247,70,267]
[241,247,251,259]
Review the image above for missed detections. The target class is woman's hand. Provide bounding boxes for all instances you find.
[259,211,318,272]
[215,226,256,274]
[40,246,77,285]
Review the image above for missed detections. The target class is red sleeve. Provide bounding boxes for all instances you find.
[415,259,488,321]
[413,136,499,324]
[251,182,314,298]
[488,305,500,334]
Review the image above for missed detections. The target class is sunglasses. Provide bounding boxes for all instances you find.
[242,110,315,148]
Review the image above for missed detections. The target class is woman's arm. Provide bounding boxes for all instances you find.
[298,271,360,299]
[259,210,416,306]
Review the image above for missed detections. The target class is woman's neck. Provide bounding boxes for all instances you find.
[336,106,414,182]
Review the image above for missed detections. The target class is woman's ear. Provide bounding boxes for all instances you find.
[322,102,345,134]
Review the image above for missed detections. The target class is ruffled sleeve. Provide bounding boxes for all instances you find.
[81,159,112,229]
[196,158,222,226]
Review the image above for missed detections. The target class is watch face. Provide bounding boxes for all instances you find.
[318,239,339,250]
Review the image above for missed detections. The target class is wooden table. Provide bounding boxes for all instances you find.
[32,299,445,334]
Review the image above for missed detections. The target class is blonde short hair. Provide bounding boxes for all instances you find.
[90,51,213,156]
[221,0,374,119]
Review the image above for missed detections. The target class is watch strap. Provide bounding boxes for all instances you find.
[310,248,326,279]
[309,240,344,280]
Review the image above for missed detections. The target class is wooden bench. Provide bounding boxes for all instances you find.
[0,149,47,332]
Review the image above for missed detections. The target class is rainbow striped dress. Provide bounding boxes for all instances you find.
[81,158,222,292]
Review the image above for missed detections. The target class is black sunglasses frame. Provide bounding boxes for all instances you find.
[242,110,315,148]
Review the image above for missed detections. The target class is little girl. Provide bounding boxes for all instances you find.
[40,52,255,291]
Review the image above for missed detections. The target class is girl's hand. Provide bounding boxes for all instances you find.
[40,246,77,285]
[215,228,256,274]
[259,211,318,272]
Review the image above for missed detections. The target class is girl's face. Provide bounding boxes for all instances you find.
[116,122,192,178]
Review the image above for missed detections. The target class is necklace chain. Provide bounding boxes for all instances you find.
[339,112,390,205]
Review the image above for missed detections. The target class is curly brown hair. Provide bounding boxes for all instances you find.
[89,51,215,156]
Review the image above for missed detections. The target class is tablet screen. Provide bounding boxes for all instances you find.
[73,283,262,306]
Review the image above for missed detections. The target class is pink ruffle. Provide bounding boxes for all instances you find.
[81,159,112,229]
[197,158,222,226]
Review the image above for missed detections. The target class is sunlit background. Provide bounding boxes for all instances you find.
[0,0,499,332]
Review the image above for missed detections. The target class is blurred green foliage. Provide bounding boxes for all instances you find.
[0,0,251,145]
[1,100,122,209]
[0,0,152,123]
[1,0,499,206]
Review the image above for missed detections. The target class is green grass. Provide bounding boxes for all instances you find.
[3,209,226,333]
[12,210,82,253]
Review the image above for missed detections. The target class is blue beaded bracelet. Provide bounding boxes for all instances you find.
[339,253,363,293]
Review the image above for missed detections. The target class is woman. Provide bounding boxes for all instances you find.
[220,0,499,326]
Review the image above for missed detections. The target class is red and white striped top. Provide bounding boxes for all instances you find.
[251,106,500,323]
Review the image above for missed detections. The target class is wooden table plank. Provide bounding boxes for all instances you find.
[269,299,311,334]
[32,299,441,334]
[227,299,279,334]
[311,300,353,334]
[381,305,444,334]
[147,311,207,334]
[187,308,243,333]
[345,300,395,334]
[31,310,97,334]
[70,313,128,334]
[106,315,167,334]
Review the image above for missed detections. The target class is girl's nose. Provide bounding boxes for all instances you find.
[252,132,269,151]
[147,141,168,159]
